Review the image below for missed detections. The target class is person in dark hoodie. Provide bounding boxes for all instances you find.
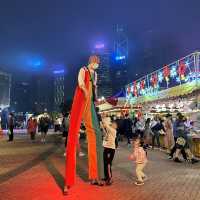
[115,116,124,148]
[151,116,165,150]
[123,114,133,147]
[8,113,14,142]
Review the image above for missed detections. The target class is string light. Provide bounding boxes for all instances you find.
[158,72,164,82]
[125,52,198,104]
[170,65,177,78]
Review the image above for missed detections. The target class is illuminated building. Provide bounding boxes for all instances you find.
[0,71,11,110]
[112,25,129,94]
[53,69,65,111]
[30,74,54,113]
[92,44,113,98]
[111,64,128,94]
[114,25,128,65]
[11,81,31,112]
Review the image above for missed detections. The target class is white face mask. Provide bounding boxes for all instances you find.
[93,63,99,70]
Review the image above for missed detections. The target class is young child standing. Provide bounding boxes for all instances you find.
[129,138,148,186]
[102,117,117,185]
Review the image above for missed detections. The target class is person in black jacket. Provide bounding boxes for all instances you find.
[8,113,14,142]
[40,115,50,143]
[151,117,165,149]
[123,114,133,147]
[115,116,124,148]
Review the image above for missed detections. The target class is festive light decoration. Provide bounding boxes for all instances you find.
[163,65,170,82]
[170,65,177,78]
[184,75,189,82]
[151,73,158,88]
[127,85,131,95]
[185,60,190,67]
[125,52,199,103]
[130,84,134,93]
[140,80,145,90]
[133,81,138,97]
[158,72,164,83]
[137,82,140,90]
[131,84,135,97]
[176,76,181,83]
[178,61,186,80]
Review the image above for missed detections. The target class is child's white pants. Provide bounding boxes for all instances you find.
[136,162,146,182]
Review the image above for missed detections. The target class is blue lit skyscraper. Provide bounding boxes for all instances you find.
[114,25,128,65]
[112,25,129,94]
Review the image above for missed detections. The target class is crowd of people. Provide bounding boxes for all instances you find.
[5,113,51,143]
[3,109,199,186]
[27,115,50,143]
[102,111,199,185]
[61,110,199,186]
[113,112,199,163]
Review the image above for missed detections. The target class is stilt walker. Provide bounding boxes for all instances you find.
[64,55,104,194]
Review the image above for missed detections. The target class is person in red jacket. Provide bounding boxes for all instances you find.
[27,117,37,141]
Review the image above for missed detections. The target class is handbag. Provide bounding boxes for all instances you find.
[159,130,166,135]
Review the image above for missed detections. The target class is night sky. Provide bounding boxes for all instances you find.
[1,0,200,89]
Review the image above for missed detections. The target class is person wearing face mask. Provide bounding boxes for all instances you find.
[64,55,104,195]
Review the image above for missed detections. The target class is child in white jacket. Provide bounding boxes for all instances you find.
[102,117,117,185]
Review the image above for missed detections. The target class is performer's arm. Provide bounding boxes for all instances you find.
[78,68,88,97]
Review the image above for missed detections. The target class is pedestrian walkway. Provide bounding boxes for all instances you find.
[0,134,200,200]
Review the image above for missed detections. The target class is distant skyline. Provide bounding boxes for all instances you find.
[1,0,200,95]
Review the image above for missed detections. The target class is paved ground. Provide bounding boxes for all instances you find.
[0,133,200,200]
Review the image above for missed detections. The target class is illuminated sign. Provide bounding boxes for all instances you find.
[53,70,65,74]
[115,55,126,61]
[95,44,105,49]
